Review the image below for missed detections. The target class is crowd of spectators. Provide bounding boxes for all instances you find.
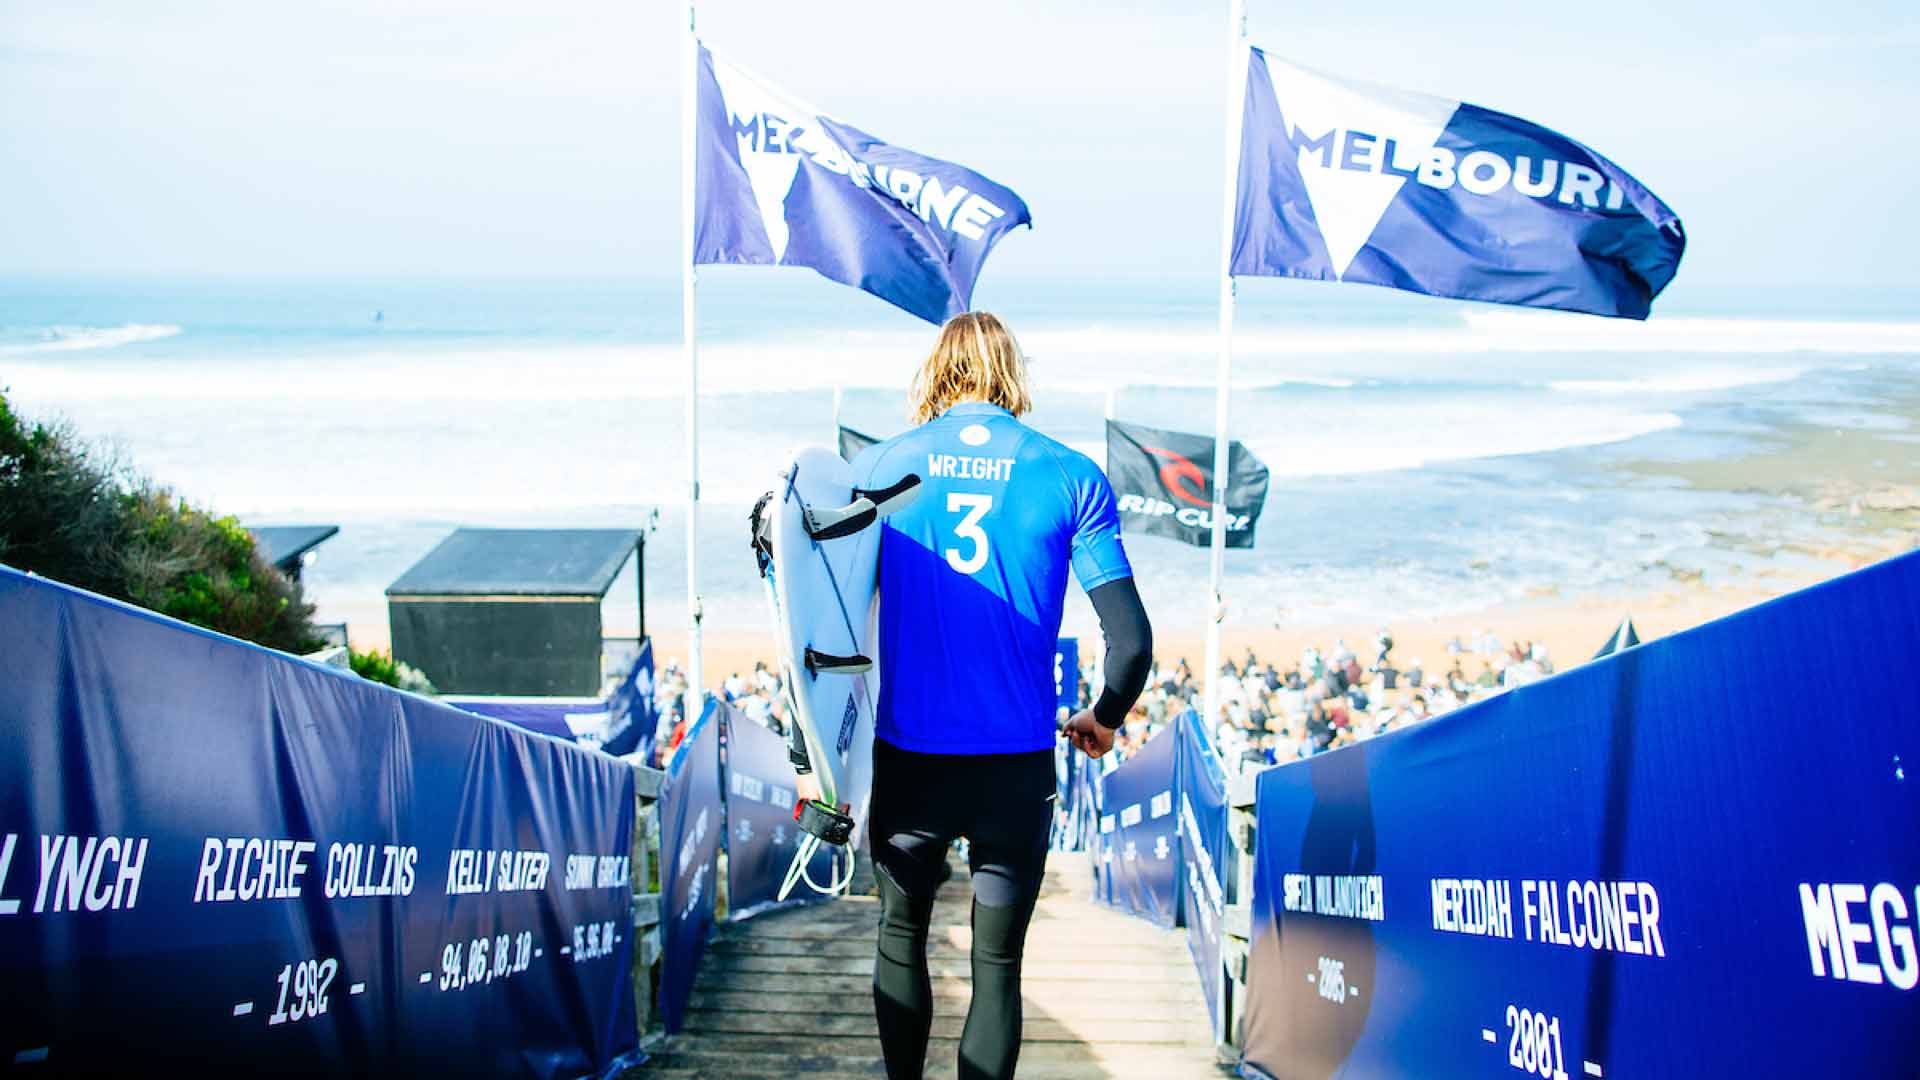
[648,659,793,761]
[647,628,1558,777]
[1091,627,1557,775]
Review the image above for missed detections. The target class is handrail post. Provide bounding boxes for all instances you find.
[629,762,667,1041]
[1221,766,1260,1054]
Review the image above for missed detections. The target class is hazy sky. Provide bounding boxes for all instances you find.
[3,0,1915,292]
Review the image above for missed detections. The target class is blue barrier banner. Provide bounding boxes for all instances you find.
[1176,710,1229,1036]
[656,697,722,1034]
[1050,744,1081,851]
[445,697,602,743]
[1094,728,1183,928]
[1054,637,1080,711]
[601,639,659,762]
[0,567,639,1076]
[722,710,836,920]
[1087,762,1115,902]
[1241,552,1920,1079]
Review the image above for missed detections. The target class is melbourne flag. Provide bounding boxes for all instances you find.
[1106,421,1271,550]
[694,45,1031,324]
[1233,49,1685,319]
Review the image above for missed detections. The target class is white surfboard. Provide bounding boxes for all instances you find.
[751,447,918,898]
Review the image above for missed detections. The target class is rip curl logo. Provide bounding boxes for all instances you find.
[1121,446,1254,532]
[1116,492,1254,533]
[1143,447,1210,508]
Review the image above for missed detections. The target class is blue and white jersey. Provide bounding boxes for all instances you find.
[852,403,1132,755]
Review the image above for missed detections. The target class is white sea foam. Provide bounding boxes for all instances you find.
[1095,409,1685,482]
[1454,311,1920,355]
[1067,373,1358,392]
[1018,314,1920,362]
[0,323,182,355]
[6,308,1896,516]
[3,341,908,403]
[1548,368,1806,395]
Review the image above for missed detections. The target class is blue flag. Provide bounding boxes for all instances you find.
[1233,49,1685,319]
[693,45,1031,324]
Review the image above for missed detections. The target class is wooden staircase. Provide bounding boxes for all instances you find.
[628,853,1229,1079]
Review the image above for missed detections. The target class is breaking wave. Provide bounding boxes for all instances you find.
[0,323,182,355]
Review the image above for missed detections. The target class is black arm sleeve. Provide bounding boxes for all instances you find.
[1088,576,1153,729]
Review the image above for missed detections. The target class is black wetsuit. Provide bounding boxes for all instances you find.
[793,577,1152,1079]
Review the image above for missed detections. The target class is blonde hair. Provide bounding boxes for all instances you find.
[907,311,1033,425]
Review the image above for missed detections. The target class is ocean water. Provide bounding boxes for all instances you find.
[3,274,1917,648]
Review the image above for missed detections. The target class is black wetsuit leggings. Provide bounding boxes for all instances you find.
[867,738,1055,1080]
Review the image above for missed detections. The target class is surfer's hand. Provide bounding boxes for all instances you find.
[794,771,823,804]
[1062,710,1115,759]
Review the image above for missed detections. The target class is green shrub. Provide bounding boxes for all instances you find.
[349,648,435,694]
[350,647,402,686]
[118,488,322,653]
[0,388,325,654]
[0,394,133,599]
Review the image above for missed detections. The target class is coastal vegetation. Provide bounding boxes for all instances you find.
[348,647,436,694]
[0,388,324,654]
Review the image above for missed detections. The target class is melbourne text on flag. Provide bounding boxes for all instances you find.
[693,45,1031,324]
[1232,49,1684,319]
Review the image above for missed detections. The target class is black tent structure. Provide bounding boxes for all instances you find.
[1593,615,1642,660]
[247,525,340,582]
[387,528,644,696]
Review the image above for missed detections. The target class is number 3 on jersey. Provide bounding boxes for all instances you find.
[944,492,992,574]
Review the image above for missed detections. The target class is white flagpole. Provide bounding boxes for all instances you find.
[1202,0,1248,735]
[681,0,705,719]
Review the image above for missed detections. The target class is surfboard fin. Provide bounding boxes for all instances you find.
[749,491,776,576]
[854,473,922,518]
[804,647,872,677]
[803,498,878,541]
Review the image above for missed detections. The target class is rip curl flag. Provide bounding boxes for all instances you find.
[837,424,880,463]
[1105,420,1271,550]
[1233,49,1685,319]
[694,44,1032,324]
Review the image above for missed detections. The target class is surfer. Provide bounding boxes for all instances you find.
[794,311,1153,1080]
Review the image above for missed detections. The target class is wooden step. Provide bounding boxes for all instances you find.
[705,936,1189,964]
[676,1008,1207,1046]
[631,1038,1229,1079]
[630,852,1221,1078]
[634,1058,1227,1080]
[744,897,1170,928]
[686,987,1207,1022]
[735,912,1185,948]
[699,954,1196,981]
[692,970,1208,1004]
